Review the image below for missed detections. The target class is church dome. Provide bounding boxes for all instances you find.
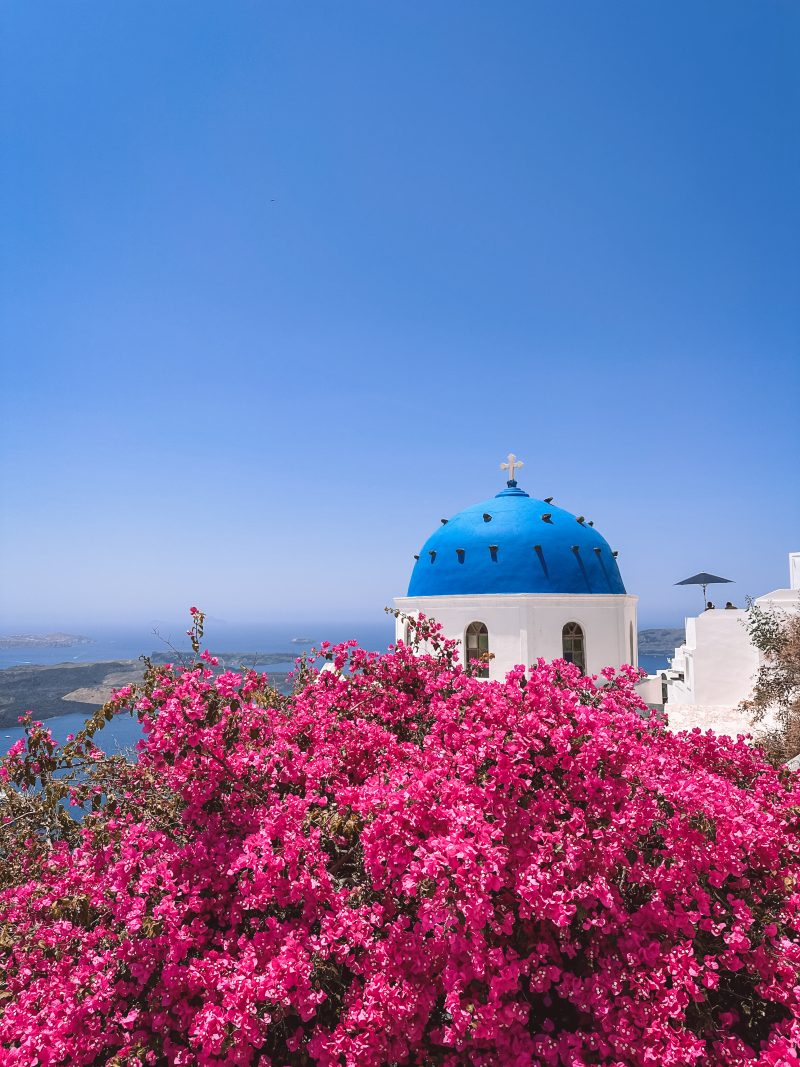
[407,477,626,598]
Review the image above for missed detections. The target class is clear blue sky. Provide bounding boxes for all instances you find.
[1,1,798,631]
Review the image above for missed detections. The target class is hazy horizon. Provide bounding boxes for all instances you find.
[0,585,787,636]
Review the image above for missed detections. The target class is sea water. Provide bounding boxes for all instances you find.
[639,653,670,675]
[0,619,397,756]
[1,708,144,757]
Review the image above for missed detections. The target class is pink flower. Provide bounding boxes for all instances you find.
[1,620,799,1065]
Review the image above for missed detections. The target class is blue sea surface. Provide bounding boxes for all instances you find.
[639,653,670,675]
[0,619,398,757]
[1,708,144,758]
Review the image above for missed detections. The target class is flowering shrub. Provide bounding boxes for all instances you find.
[742,600,800,764]
[2,611,800,1065]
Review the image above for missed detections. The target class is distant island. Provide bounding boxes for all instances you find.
[0,653,296,728]
[638,628,684,654]
[147,651,298,669]
[0,633,93,649]
[0,660,142,727]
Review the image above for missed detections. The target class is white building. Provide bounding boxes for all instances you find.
[638,553,800,736]
[394,456,638,679]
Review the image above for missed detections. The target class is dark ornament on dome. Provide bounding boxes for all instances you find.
[544,496,554,504]
[429,550,437,560]
[483,513,492,522]
[541,513,552,523]
[441,518,449,525]
[576,516,585,524]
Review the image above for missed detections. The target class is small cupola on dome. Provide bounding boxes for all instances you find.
[407,453,626,597]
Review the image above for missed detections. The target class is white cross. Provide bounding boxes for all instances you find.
[500,452,524,481]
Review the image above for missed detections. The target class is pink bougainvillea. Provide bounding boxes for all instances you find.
[1,612,800,1065]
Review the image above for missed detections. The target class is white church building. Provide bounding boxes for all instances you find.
[394,455,798,743]
[394,455,638,679]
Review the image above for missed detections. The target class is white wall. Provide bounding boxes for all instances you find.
[790,552,800,592]
[667,704,754,737]
[758,586,800,614]
[666,610,759,707]
[393,593,638,679]
[635,675,665,705]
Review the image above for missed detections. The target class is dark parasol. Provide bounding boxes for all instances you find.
[675,571,733,609]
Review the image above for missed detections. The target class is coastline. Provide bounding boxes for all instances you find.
[0,655,297,730]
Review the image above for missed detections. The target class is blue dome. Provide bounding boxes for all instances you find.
[408,483,626,597]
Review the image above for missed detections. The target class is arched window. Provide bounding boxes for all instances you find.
[562,622,585,671]
[465,621,490,678]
